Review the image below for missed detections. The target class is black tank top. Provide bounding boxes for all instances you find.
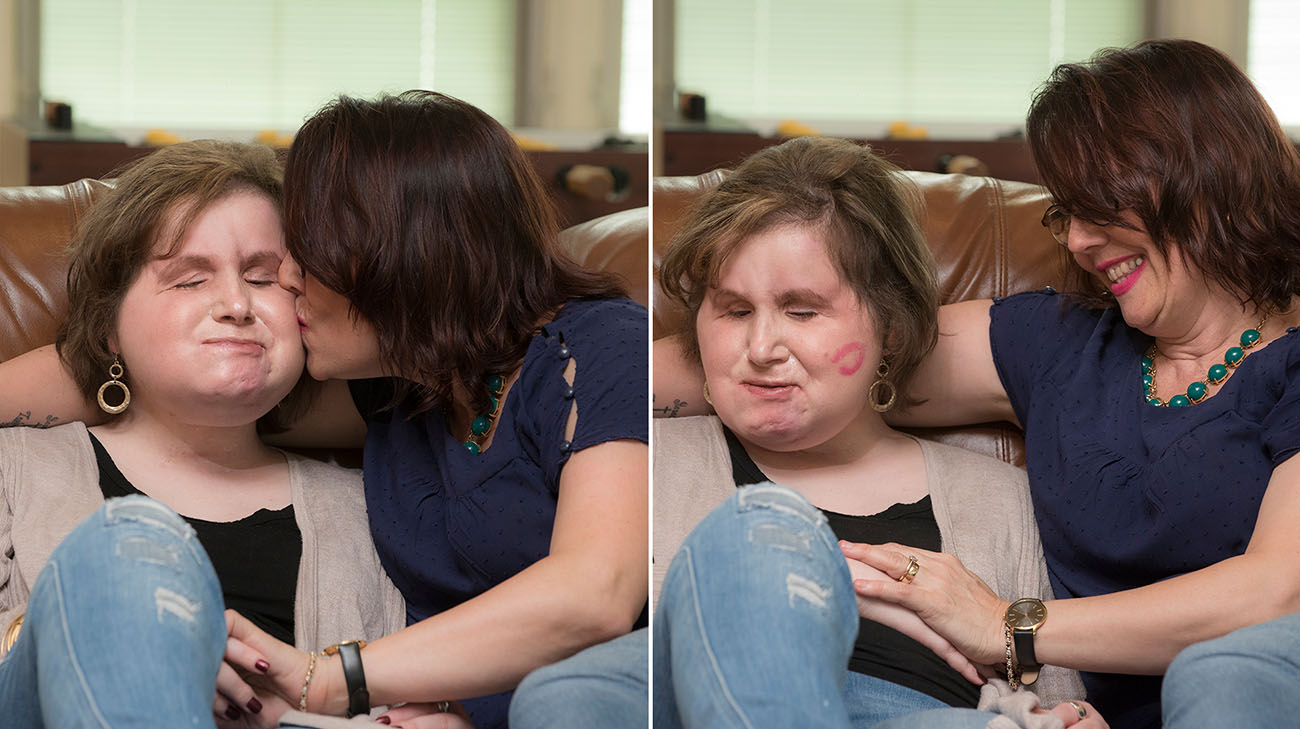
[88,433,301,646]
[722,426,979,709]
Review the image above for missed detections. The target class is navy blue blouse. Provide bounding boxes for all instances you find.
[349,297,648,729]
[990,290,1300,729]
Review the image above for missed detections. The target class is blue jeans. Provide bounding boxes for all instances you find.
[0,496,227,728]
[652,483,989,728]
[508,628,649,729]
[1162,610,1300,728]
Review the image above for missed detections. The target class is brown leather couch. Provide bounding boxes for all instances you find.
[652,169,1074,467]
[0,177,648,404]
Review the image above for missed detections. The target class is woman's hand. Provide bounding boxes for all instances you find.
[379,701,475,728]
[1039,700,1108,728]
[840,542,1008,665]
[221,610,320,712]
[842,548,986,685]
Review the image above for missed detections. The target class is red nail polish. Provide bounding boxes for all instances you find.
[247,697,263,714]
[225,705,241,720]
[376,717,392,725]
[255,659,270,673]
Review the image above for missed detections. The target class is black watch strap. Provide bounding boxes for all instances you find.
[1012,628,1041,685]
[334,641,370,717]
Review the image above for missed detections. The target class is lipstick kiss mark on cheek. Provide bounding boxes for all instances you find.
[831,341,866,376]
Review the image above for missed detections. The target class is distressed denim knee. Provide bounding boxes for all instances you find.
[10,495,228,728]
[657,482,859,729]
[43,495,219,629]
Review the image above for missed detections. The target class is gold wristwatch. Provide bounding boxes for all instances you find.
[1004,598,1047,685]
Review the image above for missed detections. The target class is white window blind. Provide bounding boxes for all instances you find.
[675,0,1143,127]
[1248,0,1300,127]
[40,0,516,134]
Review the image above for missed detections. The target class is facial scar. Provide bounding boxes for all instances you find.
[831,342,866,376]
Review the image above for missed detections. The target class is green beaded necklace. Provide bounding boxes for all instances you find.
[463,374,507,454]
[1142,313,1269,407]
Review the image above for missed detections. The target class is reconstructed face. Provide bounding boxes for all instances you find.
[696,224,883,453]
[1065,210,1210,336]
[277,253,385,381]
[113,190,304,426]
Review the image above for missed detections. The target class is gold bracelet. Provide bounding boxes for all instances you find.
[1,614,24,656]
[1004,623,1020,691]
[1,614,23,654]
[299,651,318,711]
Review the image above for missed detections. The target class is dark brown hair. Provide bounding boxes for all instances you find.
[57,140,314,432]
[1028,39,1300,309]
[658,136,939,408]
[283,90,626,413]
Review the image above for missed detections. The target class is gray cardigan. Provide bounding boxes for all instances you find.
[0,422,405,660]
[653,416,1084,706]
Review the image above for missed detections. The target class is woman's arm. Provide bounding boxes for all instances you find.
[885,299,1017,428]
[259,378,367,450]
[231,438,649,712]
[652,335,710,418]
[0,344,104,428]
[845,453,1300,674]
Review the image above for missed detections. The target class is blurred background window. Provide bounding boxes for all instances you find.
[620,0,651,135]
[39,0,651,136]
[1248,0,1300,126]
[41,0,516,131]
[675,0,1144,128]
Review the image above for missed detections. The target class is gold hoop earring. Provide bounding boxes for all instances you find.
[97,356,131,415]
[703,381,713,406]
[869,359,896,413]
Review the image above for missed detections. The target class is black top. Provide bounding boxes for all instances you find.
[89,433,300,646]
[722,426,979,709]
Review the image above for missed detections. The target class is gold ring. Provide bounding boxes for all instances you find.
[437,701,451,713]
[898,555,920,583]
[1066,700,1087,719]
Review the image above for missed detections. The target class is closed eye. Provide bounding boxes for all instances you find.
[787,311,817,320]
[173,279,204,289]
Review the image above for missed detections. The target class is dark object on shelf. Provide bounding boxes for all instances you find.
[678,92,707,121]
[44,102,72,130]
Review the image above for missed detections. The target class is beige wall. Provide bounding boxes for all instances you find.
[1150,0,1251,66]
[0,0,17,120]
[517,0,623,129]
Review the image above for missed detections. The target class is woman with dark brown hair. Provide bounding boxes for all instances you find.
[0,140,406,728]
[656,39,1300,729]
[219,91,650,729]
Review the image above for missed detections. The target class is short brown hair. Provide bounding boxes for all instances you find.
[57,140,314,432]
[283,91,626,413]
[1028,39,1300,309]
[658,136,939,407]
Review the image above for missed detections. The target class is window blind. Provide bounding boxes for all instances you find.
[40,0,516,133]
[674,0,1144,127]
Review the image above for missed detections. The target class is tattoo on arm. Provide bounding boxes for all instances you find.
[1,412,60,429]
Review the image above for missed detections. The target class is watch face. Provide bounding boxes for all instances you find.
[1005,599,1047,629]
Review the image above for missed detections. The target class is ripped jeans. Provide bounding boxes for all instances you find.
[653,483,990,729]
[0,495,227,728]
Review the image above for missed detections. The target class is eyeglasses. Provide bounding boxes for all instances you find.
[1040,204,1071,247]
[1040,204,1141,247]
